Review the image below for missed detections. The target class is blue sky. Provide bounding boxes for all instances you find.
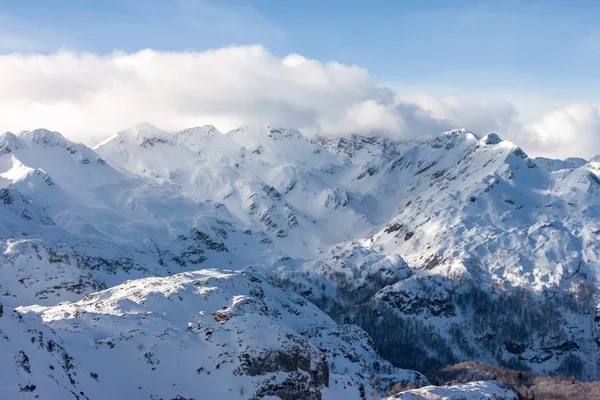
[0,0,599,158]
[2,0,599,90]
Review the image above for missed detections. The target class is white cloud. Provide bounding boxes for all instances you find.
[403,94,521,136]
[315,100,450,138]
[524,104,600,159]
[0,45,598,159]
[0,46,451,144]
[402,94,600,159]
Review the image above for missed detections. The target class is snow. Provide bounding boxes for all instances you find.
[1,122,599,398]
[7,269,424,400]
[390,381,517,399]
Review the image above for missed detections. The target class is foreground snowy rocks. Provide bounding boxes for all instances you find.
[3,269,425,399]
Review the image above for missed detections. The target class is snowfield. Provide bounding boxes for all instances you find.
[2,122,597,398]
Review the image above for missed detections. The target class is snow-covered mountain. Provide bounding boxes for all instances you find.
[2,122,597,398]
[8,269,426,399]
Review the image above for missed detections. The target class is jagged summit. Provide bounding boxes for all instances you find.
[429,128,479,150]
[227,124,305,140]
[440,127,479,139]
[478,132,503,145]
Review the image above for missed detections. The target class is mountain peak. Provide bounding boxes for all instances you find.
[173,125,237,154]
[116,122,167,138]
[18,128,70,147]
[440,128,478,139]
[175,125,221,140]
[429,128,479,150]
[111,122,173,148]
[133,121,163,133]
[479,133,503,145]
[227,125,304,141]
[0,131,19,141]
[0,131,23,155]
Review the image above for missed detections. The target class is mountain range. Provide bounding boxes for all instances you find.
[2,121,598,399]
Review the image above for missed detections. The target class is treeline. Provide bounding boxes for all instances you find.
[270,270,596,379]
[349,282,589,379]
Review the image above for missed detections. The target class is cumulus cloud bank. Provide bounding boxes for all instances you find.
[0,45,598,159]
[524,104,600,159]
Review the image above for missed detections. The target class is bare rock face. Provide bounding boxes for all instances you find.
[239,344,329,400]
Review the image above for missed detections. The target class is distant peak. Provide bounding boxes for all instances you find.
[202,124,218,132]
[177,125,221,138]
[200,125,219,135]
[430,128,479,150]
[116,122,166,138]
[173,125,230,151]
[474,133,503,149]
[17,128,72,148]
[481,133,502,145]
[20,128,66,140]
[588,155,600,172]
[312,133,401,159]
[265,126,304,140]
[133,121,162,133]
[0,131,19,141]
[112,122,173,148]
[227,125,304,140]
[440,128,478,139]
[0,131,22,154]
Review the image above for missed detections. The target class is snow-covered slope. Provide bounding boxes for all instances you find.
[1,122,600,398]
[389,381,517,399]
[5,269,424,400]
[264,131,600,380]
